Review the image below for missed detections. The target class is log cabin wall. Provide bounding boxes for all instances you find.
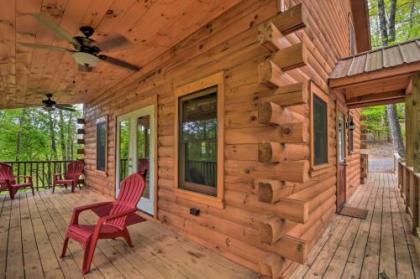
[83,0,361,277]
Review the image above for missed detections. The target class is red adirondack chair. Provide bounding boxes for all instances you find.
[53,160,84,193]
[61,172,146,274]
[0,163,34,199]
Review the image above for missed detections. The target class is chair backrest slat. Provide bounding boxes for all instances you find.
[106,173,145,229]
[0,163,14,186]
[65,160,84,181]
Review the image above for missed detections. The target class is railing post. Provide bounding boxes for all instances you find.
[413,173,420,236]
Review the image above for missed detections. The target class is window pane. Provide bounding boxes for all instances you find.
[137,116,150,198]
[96,121,107,171]
[313,95,328,165]
[119,120,130,181]
[179,88,217,196]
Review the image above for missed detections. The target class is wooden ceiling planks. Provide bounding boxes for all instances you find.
[1,0,241,108]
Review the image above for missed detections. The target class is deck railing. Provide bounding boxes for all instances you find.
[0,160,77,191]
[397,157,420,237]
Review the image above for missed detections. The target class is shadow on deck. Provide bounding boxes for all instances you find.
[291,172,420,279]
[0,189,257,279]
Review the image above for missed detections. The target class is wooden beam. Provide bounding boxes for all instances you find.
[76,118,85,124]
[347,97,405,109]
[259,22,286,52]
[346,90,406,105]
[77,139,85,145]
[412,74,420,172]
[77,129,85,135]
[258,102,304,125]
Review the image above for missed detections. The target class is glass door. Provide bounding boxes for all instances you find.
[116,105,155,215]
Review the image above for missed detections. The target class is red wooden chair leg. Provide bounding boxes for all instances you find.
[121,228,133,247]
[83,238,98,274]
[71,183,75,193]
[61,236,69,258]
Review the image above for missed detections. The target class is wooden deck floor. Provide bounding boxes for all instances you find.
[0,188,257,279]
[291,172,420,279]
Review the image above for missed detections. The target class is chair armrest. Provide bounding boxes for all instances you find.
[70,201,113,225]
[54,173,62,180]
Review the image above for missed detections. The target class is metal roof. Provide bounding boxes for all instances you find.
[330,39,420,80]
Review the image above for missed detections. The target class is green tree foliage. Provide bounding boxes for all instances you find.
[369,0,419,48]
[362,103,405,141]
[0,106,82,162]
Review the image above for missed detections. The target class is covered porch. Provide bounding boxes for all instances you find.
[0,170,418,278]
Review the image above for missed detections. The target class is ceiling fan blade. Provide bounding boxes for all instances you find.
[98,55,140,71]
[96,35,131,52]
[19,42,72,52]
[31,13,81,48]
[55,104,76,112]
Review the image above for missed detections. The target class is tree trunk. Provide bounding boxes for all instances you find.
[387,104,405,156]
[48,111,57,160]
[58,110,67,160]
[388,0,397,42]
[67,112,74,160]
[377,0,389,46]
[15,109,26,161]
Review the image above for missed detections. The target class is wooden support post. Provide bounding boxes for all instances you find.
[258,216,287,244]
[259,254,285,279]
[411,74,420,235]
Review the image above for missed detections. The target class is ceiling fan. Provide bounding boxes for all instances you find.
[42,94,75,112]
[20,13,140,72]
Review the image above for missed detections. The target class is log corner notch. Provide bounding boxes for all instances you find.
[258,102,304,125]
[259,254,285,279]
[259,3,306,52]
[258,215,288,244]
[258,4,307,89]
[256,178,285,203]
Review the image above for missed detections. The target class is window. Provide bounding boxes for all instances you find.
[96,116,107,172]
[178,88,217,196]
[174,72,224,207]
[310,83,329,168]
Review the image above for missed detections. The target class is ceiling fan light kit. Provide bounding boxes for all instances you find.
[72,52,100,67]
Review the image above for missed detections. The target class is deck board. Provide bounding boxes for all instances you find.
[291,172,420,279]
[0,189,257,279]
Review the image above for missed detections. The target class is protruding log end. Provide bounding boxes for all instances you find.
[257,179,284,203]
[258,216,287,244]
[259,254,285,279]
[258,61,289,88]
[258,22,287,52]
[258,102,304,126]
[258,142,282,163]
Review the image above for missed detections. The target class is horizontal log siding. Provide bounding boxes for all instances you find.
[83,0,360,277]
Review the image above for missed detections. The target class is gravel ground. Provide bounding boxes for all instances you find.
[364,142,395,173]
